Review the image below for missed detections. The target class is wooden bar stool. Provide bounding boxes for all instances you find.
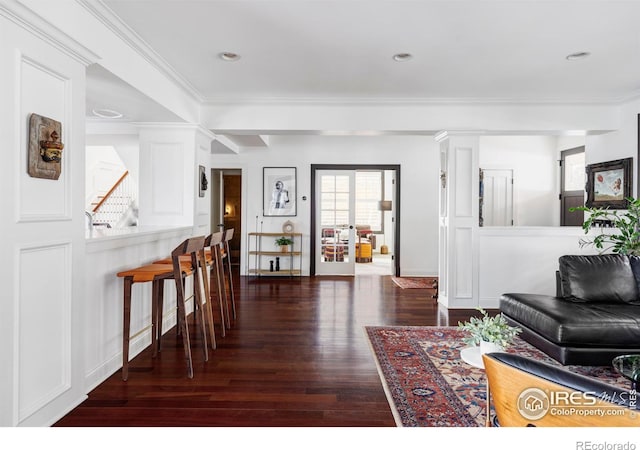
[222,228,237,321]
[154,240,216,350]
[206,231,230,336]
[117,236,208,380]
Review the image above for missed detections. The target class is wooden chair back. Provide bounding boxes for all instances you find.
[483,353,639,427]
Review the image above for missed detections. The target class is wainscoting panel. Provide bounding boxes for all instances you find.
[150,142,184,215]
[454,227,473,298]
[17,241,71,422]
[454,146,473,218]
[18,54,71,222]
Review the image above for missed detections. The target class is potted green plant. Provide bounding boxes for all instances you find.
[275,236,294,253]
[458,308,521,353]
[570,197,640,256]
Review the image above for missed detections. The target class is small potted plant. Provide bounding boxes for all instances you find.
[275,236,294,253]
[458,308,522,353]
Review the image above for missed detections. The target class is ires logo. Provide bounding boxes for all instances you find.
[517,388,550,420]
[517,388,599,421]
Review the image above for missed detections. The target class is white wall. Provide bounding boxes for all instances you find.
[0,11,89,426]
[211,135,440,277]
[586,97,640,194]
[86,133,140,188]
[479,136,559,226]
[478,227,595,308]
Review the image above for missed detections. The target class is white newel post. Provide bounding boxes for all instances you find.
[437,133,480,309]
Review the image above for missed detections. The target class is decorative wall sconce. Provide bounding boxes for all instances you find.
[28,113,64,180]
[199,165,208,197]
[224,203,236,217]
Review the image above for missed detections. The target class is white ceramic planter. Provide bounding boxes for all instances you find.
[479,340,503,354]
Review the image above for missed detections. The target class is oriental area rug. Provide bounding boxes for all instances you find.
[365,326,628,427]
[391,276,437,289]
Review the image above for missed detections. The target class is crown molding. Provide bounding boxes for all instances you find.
[0,0,99,66]
[202,94,635,108]
[76,0,204,103]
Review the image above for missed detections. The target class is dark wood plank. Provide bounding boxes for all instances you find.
[54,272,487,427]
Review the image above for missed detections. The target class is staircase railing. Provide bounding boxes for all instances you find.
[92,171,133,227]
[92,170,129,213]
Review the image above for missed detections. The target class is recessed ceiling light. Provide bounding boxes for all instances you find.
[566,51,591,61]
[393,53,413,62]
[92,108,123,119]
[219,52,241,62]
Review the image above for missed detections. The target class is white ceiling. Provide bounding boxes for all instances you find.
[86,63,185,124]
[100,0,640,104]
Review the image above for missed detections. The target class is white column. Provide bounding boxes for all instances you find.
[437,133,480,309]
[137,125,213,231]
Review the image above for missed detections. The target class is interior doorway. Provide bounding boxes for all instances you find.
[560,146,585,226]
[211,168,242,266]
[480,168,514,226]
[310,164,400,277]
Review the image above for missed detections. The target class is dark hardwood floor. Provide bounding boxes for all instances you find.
[54,271,481,427]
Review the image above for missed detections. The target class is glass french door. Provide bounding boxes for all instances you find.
[315,170,356,275]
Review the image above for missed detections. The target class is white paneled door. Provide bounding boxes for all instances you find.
[482,169,514,226]
[315,170,356,275]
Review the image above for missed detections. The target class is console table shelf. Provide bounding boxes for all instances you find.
[248,232,303,277]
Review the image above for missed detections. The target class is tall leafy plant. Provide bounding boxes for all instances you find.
[570,197,640,256]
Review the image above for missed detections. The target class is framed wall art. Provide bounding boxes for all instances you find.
[263,167,296,216]
[585,157,633,209]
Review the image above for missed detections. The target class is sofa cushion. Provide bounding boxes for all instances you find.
[500,293,640,347]
[559,254,638,303]
[627,256,640,304]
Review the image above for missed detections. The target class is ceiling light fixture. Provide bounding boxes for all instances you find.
[219,52,241,62]
[565,51,591,61]
[393,53,413,62]
[92,108,123,119]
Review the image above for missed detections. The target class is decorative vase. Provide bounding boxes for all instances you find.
[275,257,280,271]
[479,340,503,355]
[280,245,289,253]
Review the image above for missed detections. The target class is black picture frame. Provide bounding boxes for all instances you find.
[585,157,633,209]
[263,167,296,216]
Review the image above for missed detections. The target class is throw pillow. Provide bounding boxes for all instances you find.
[559,254,639,304]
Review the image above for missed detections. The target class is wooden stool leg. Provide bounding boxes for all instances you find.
[192,268,209,362]
[175,274,194,378]
[212,255,227,337]
[151,279,159,358]
[157,280,165,353]
[200,259,216,350]
[224,244,236,320]
[122,277,133,381]
[217,249,231,330]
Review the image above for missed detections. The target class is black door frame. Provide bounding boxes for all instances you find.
[310,164,401,276]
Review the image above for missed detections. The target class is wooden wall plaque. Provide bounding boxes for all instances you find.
[28,113,64,180]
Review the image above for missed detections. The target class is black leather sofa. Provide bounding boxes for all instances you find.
[500,254,640,366]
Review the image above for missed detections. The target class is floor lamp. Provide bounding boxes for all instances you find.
[378,200,392,254]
